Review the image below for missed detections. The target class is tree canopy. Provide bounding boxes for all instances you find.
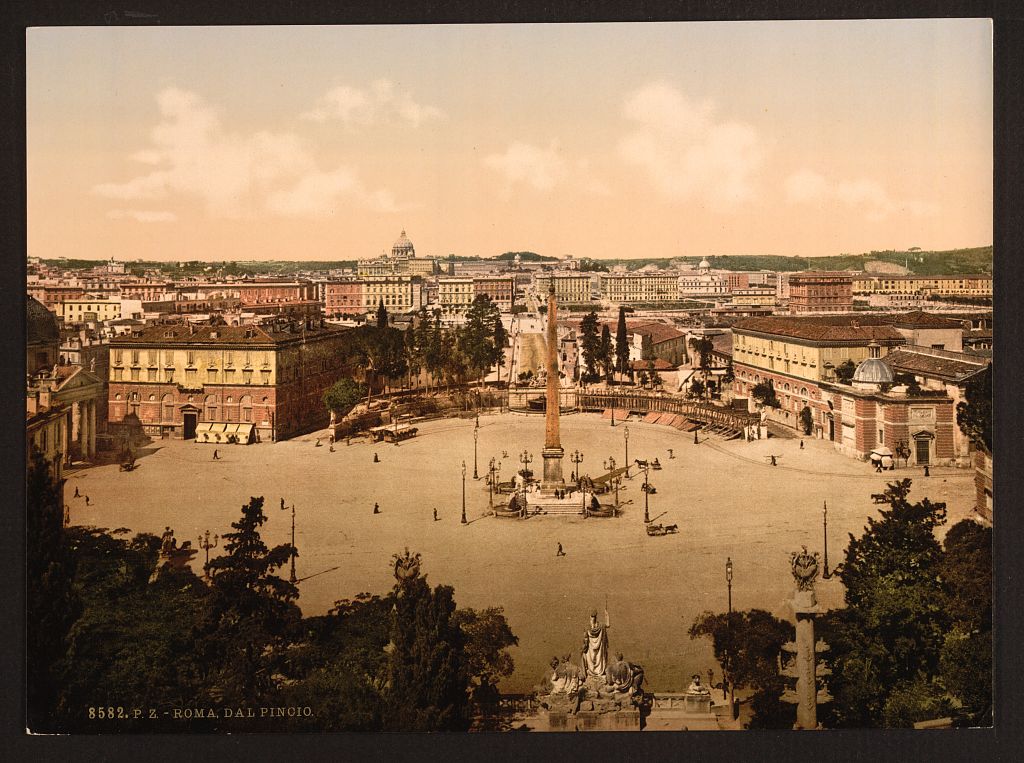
[956,365,992,452]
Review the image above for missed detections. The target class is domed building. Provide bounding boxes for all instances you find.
[27,296,59,375]
[851,341,895,389]
[392,229,415,259]
[698,257,711,274]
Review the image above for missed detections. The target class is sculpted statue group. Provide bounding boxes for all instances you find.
[540,610,645,715]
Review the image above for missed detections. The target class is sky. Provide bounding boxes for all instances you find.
[26,21,992,262]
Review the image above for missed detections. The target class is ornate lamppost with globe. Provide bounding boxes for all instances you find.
[461,460,467,524]
[473,420,480,479]
[603,456,619,509]
[570,449,583,485]
[198,529,218,579]
[488,457,500,508]
[642,465,652,523]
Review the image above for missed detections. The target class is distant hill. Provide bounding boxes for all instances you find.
[615,246,992,276]
[494,251,558,262]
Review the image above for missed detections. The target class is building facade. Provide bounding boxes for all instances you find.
[787,272,854,313]
[599,272,680,304]
[107,320,354,442]
[437,277,476,316]
[472,276,516,312]
[533,273,593,304]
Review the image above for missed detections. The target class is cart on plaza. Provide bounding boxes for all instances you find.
[643,524,675,536]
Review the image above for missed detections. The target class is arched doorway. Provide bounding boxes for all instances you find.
[826,412,835,442]
[913,431,934,465]
[180,404,200,440]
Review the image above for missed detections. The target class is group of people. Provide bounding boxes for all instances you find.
[71,484,90,506]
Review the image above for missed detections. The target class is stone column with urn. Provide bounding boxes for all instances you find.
[780,546,831,729]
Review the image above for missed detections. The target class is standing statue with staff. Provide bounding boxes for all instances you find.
[581,600,611,679]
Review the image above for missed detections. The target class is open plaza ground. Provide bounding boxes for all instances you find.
[65,412,979,694]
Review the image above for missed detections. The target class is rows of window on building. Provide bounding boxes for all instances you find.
[25,230,991,518]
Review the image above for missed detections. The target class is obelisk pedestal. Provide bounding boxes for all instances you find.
[541,283,565,493]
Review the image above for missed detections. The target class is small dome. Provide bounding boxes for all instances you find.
[698,258,711,270]
[853,357,895,385]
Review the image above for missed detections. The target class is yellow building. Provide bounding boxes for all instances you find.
[852,274,992,298]
[58,298,122,323]
[108,320,354,441]
[534,273,592,304]
[438,277,476,315]
[599,272,679,304]
[730,288,777,306]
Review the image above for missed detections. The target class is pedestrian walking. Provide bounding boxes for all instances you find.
[924,465,930,477]
[74,486,80,498]
[433,508,438,521]
[800,440,804,450]
[373,502,380,514]
[212,449,220,460]
[315,438,322,447]
[770,455,777,466]
[556,542,565,557]
[329,444,335,452]
[85,495,91,506]
[373,452,380,463]
[668,449,674,459]
[281,497,286,510]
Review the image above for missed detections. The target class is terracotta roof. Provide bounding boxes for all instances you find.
[110,322,350,346]
[734,316,905,343]
[884,346,989,383]
[709,333,733,356]
[630,358,676,371]
[629,321,686,344]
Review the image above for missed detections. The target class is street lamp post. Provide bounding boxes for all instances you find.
[198,529,218,579]
[726,557,734,713]
[280,502,297,583]
[570,449,583,485]
[461,460,467,524]
[643,465,651,523]
[520,450,533,518]
[624,426,630,478]
[822,501,831,578]
[488,457,499,508]
[473,421,479,480]
[604,456,619,510]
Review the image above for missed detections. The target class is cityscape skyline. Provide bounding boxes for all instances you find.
[28,21,992,262]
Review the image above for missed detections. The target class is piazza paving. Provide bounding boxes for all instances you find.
[65,412,978,694]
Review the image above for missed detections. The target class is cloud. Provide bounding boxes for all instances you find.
[106,209,177,223]
[301,79,444,127]
[266,168,407,217]
[618,82,763,209]
[784,169,938,221]
[484,141,568,192]
[93,87,405,220]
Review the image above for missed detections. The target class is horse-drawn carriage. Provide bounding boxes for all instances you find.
[645,522,678,537]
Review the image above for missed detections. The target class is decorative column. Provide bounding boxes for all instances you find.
[781,546,831,729]
[541,283,565,492]
[80,400,91,460]
[88,401,97,458]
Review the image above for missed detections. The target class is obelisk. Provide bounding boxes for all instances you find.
[541,282,566,492]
